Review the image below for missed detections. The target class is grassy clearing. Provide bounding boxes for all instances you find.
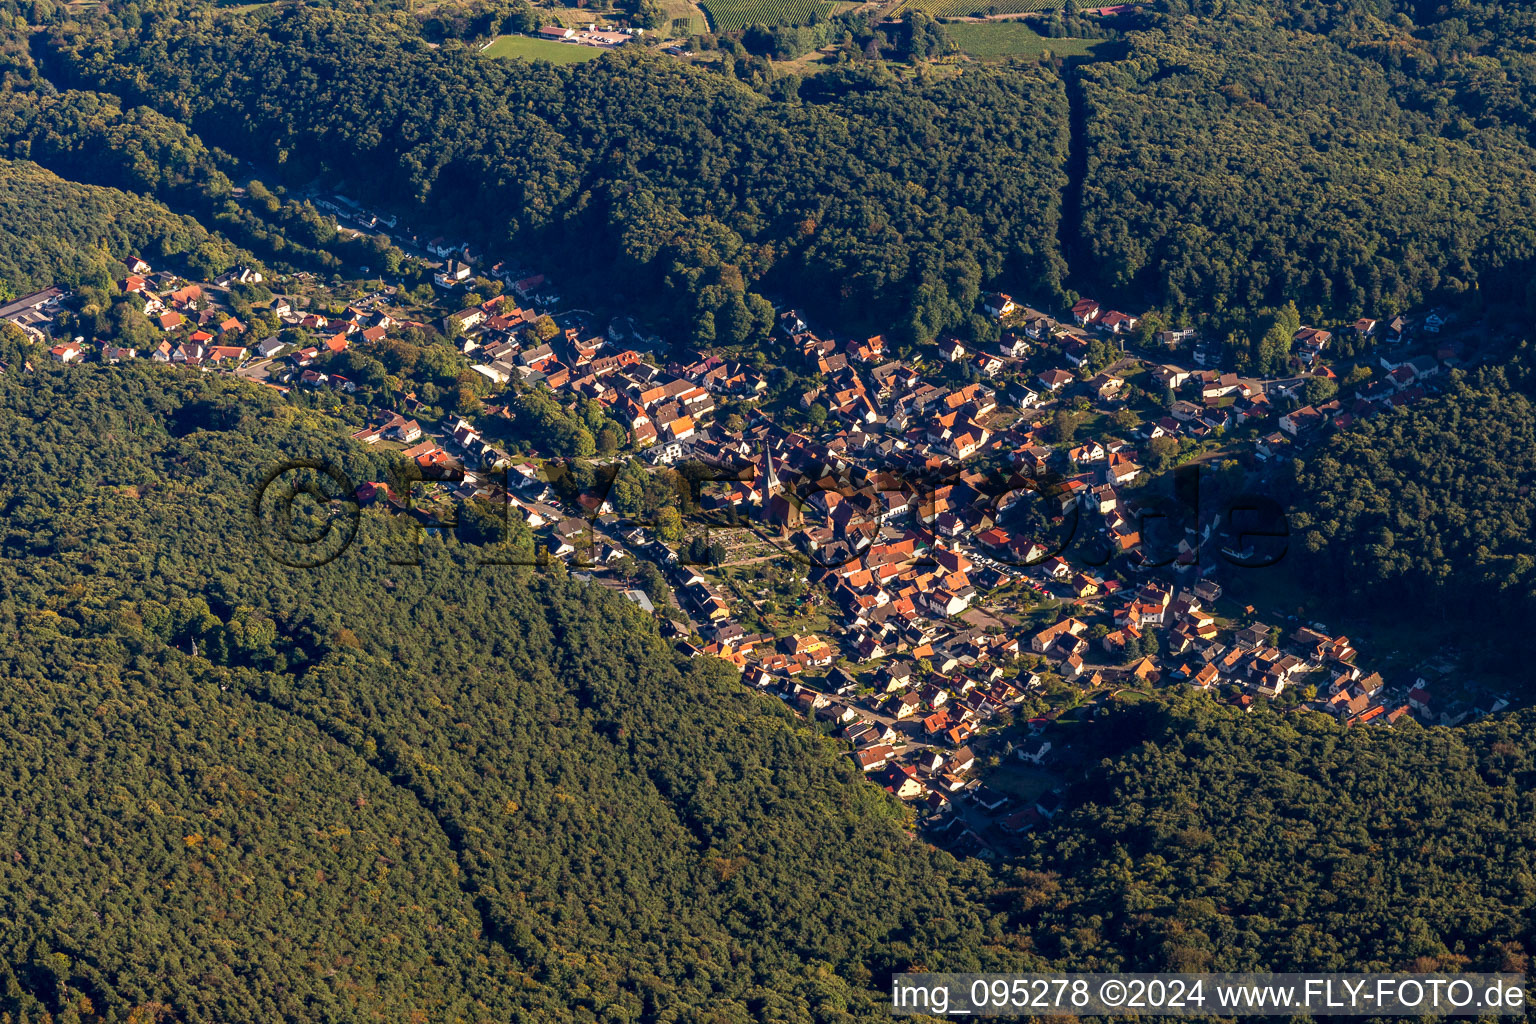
[944,22,1106,60]
[482,34,607,63]
[658,0,709,35]
[771,47,843,75]
[1217,562,1317,624]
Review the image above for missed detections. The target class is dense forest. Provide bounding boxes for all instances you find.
[1073,0,1536,321]
[0,156,244,298]
[1014,694,1536,975]
[1290,368,1536,653]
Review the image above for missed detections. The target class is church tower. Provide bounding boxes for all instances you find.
[759,442,781,502]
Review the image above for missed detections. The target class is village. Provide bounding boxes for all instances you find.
[1,209,1506,857]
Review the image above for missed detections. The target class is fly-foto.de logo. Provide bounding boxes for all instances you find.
[251,454,1290,572]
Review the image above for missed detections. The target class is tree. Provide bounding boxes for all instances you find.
[1147,435,1179,471]
[1305,376,1338,404]
[597,423,624,455]
[655,506,684,543]
[1132,310,1168,349]
[349,353,389,390]
[1250,303,1301,376]
[109,301,156,348]
[635,561,671,607]
[0,322,30,364]
[1053,409,1080,444]
[693,310,717,346]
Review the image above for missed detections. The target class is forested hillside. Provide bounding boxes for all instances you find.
[0,61,403,276]
[32,0,1536,338]
[0,156,245,298]
[1077,19,1536,318]
[0,364,1025,1021]
[44,5,1070,346]
[1290,368,1536,655]
[1013,695,1536,975]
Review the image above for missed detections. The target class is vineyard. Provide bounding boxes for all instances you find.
[700,0,834,31]
[890,0,1055,18]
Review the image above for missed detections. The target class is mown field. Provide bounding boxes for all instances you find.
[944,22,1107,59]
[481,34,607,62]
[699,0,834,31]
[895,0,1144,17]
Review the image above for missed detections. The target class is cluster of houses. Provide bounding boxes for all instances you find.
[426,286,1474,836]
[433,296,1474,839]
[16,249,556,392]
[7,221,1486,849]
[740,643,1034,822]
[7,258,300,372]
